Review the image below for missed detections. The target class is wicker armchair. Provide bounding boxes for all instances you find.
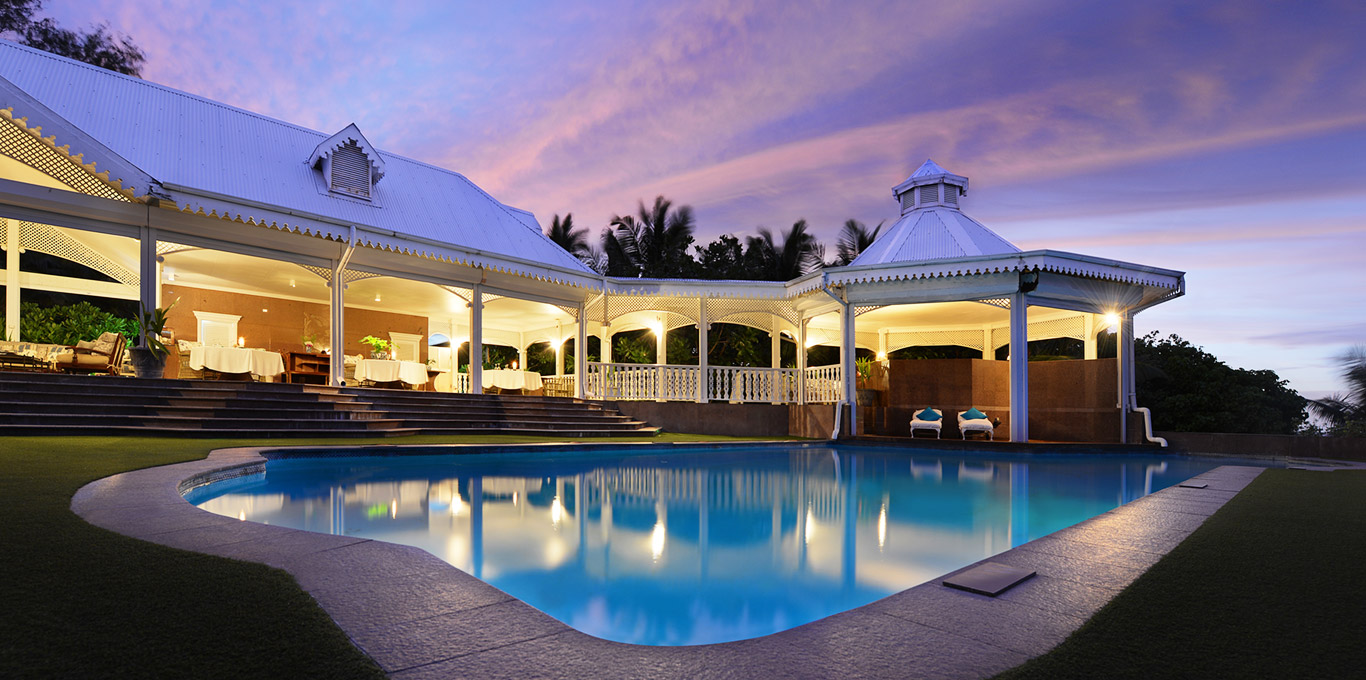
[54,332,126,375]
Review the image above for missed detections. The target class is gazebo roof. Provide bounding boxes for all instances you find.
[851,161,1018,266]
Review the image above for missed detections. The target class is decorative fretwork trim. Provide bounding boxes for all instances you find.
[16,220,137,286]
[0,108,139,201]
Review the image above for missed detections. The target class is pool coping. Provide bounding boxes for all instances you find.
[71,443,1266,679]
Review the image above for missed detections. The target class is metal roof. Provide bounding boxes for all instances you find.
[850,207,1019,266]
[0,40,594,279]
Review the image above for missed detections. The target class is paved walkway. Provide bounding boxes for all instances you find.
[72,446,1265,679]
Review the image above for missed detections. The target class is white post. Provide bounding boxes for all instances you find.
[1118,310,1134,443]
[982,325,993,360]
[138,225,157,324]
[1083,314,1098,360]
[654,315,666,365]
[600,327,612,364]
[797,316,808,405]
[697,298,708,403]
[840,294,857,437]
[554,322,564,377]
[1008,292,1029,442]
[575,302,587,398]
[470,283,483,395]
[518,331,527,372]
[4,220,18,341]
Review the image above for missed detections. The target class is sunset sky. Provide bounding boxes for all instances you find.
[46,0,1366,399]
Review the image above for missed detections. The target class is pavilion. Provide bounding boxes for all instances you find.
[0,40,1183,442]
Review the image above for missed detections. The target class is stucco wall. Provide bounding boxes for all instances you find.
[608,400,840,439]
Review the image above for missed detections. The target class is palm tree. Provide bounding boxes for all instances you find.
[603,196,697,278]
[1311,346,1366,436]
[834,219,883,266]
[745,219,821,281]
[545,213,592,265]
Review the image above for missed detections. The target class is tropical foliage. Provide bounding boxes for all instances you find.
[834,219,883,265]
[0,0,145,76]
[4,301,135,345]
[602,196,697,278]
[744,219,822,281]
[1309,346,1366,437]
[1134,332,1306,434]
[544,213,594,266]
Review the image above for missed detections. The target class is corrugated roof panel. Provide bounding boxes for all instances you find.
[0,40,592,275]
[850,207,1019,267]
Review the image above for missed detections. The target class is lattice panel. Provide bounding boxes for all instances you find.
[990,315,1087,349]
[18,221,138,286]
[0,218,5,245]
[977,298,1011,309]
[705,297,798,328]
[854,304,883,317]
[156,241,195,256]
[439,285,472,303]
[553,304,579,320]
[886,329,987,353]
[0,112,136,202]
[298,264,383,284]
[604,294,699,325]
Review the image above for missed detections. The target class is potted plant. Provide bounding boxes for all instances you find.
[854,356,880,406]
[130,300,176,378]
[359,335,391,360]
[302,333,317,354]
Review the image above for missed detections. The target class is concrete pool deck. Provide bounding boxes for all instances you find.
[72,445,1266,679]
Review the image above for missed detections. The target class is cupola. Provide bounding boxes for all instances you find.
[308,123,385,201]
[891,158,968,214]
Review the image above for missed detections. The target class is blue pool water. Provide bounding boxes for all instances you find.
[187,445,1256,645]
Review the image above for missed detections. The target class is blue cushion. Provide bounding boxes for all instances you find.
[962,407,987,420]
[916,408,941,422]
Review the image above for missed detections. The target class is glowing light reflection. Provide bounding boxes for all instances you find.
[650,521,666,560]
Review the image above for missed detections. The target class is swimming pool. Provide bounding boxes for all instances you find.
[186,443,1255,645]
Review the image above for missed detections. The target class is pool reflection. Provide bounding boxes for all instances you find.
[194,447,1211,645]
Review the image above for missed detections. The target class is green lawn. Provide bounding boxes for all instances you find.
[0,433,751,679]
[997,468,1366,680]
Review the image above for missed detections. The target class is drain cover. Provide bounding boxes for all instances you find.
[943,562,1036,596]
[1178,482,1209,489]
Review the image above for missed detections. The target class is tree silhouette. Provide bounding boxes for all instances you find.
[745,219,821,281]
[1310,346,1366,436]
[834,219,883,266]
[545,213,594,266]
[602,196,697,278]
[0,2,145,76]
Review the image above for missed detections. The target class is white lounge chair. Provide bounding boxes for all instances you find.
[958,409,995,440]
[909,407,942,438]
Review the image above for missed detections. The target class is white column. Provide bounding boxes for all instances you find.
[518,331,527,372]
[328,267,345,386]
[982,325,993,360]
[771,320,782,369]
[1008,292,1029,442]
[554,322,565,377]
[138,225,157,323]
[797,316,808,405]
[1118,311,1134,443]
[4,219,18,341]
[470,283,484,395]
[600,327,612,364]
[697,299,708,403]
[840,295,856,437]
[654,316,666,365]
[575,303,587,398]
[1083,314,1098,360]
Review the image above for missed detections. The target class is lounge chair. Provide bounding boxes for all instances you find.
[958,408,995,440]
[909,407,942,438]
[54,332,126,375]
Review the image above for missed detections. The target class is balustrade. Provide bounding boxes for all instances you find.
[584,362,840,404]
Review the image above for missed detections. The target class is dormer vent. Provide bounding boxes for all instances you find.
[329,141,371,198]
[891,158,969,214]
[308,123,386,202]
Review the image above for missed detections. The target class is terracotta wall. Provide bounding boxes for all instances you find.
[161,285,428,361]
[870,358,1119,442]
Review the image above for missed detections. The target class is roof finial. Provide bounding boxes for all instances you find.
[892,159,969,214]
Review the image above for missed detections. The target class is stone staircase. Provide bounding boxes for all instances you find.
[0,372,659,438]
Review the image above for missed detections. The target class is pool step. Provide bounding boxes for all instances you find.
[0,372,659,438]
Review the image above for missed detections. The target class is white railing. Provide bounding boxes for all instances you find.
[449,372,472,394]
[804,364,842,403]
[706,366,799,403]
[587,363,700,401]
[584,362,840,404]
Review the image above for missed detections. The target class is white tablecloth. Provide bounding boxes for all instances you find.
[356,359,428,385]
[482,369,544,391]
[188,346,285,378]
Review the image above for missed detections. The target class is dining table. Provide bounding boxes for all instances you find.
[482,369,544,392]
[355,358,429,386]
[188,346,285,379]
